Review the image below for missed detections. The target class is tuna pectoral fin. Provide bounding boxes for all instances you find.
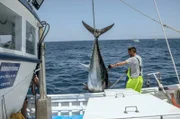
[79,62,90,69]
[82,21,114,37]
[82,83,88,90]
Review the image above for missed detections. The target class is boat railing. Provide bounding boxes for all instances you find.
[27,92,105,117]
[27,72,180,118]
[109,113,180,119]
[143,72,179,91]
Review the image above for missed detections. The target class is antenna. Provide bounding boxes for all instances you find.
[119,0,180,34]
[28,0,44,10]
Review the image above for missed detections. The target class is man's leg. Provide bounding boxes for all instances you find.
[124,76,129,88]
[21,97,28,119]
[126,76,143,93]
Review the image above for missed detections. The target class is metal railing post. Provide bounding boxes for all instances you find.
[36,28,52,119]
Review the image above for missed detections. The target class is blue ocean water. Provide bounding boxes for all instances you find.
[45,39,180,94]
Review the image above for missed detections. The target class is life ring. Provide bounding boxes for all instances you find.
[170,89,180,108]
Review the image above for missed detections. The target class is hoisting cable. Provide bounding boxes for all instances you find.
[153,0,180,85]
[38,21,50,59]
[119,0,180,34]
[91,0,96,31]
[36,21,50,73]
[39,21,50,44]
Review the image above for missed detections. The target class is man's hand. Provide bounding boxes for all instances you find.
[108,64,113,69]
[125,69,128,73]
[108,61,127,70]
[33,75,39,87]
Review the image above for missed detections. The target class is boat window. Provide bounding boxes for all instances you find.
[26,21,36,55]
[0,3,22,51]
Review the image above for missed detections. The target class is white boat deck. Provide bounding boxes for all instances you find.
[27,85,180,119]
[83,93,180,119]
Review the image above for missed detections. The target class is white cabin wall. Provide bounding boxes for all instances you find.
[0,0,40,58]
[0,0,38,28]
[0,23,12,35]
[21,18,26,55]
[14,16,22,51]
[35,27,38,57]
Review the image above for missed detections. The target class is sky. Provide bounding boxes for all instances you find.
[37,0,180,41]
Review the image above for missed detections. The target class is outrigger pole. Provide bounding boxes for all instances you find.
[119,0,180,85]
[153,0,180,85]
[36,21,52,119]
[119,0,180,34]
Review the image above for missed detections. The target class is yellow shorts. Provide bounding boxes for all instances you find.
[126,76,143,93]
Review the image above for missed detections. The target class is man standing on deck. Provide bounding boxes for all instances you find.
[108,47,143,93]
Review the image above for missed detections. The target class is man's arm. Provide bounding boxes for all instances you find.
[109,61,127,69]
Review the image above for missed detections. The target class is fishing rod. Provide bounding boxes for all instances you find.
[148,73,173,104]
[110,74,125,88]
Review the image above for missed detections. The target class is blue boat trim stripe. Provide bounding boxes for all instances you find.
[0,53,40,63]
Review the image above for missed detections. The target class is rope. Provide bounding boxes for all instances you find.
[91,0,96,30]
[153,0,180,84]
[1,95,8,119]
[3,96,8,119]
[2,70,34,96]
[119,0,180,34]
[1,98,4,119]
[0,70,35,119]
[110,74,125,88]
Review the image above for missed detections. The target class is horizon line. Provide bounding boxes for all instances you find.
[45,37,180,42]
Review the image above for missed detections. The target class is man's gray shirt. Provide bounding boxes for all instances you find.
[126,54,143,78]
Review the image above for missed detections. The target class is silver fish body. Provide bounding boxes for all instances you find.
[82,21,114,92]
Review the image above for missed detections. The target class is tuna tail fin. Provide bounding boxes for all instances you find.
[82,21,114,38]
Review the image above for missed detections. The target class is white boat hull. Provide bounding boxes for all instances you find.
[0,60,37,118]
